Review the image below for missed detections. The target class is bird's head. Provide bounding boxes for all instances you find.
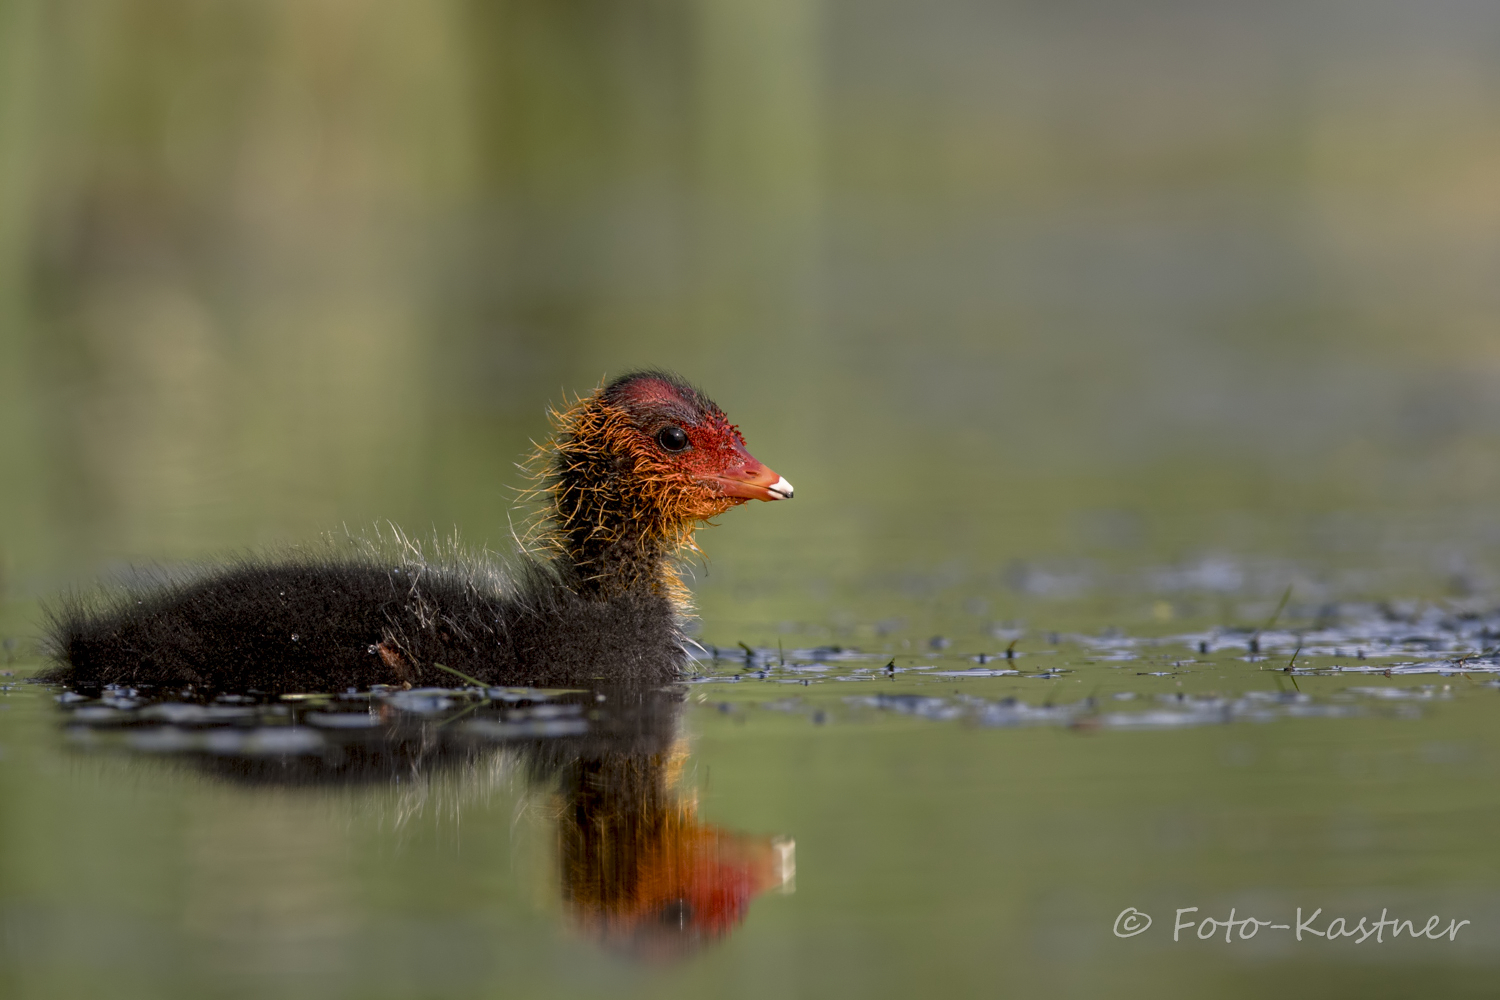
[531,370,791,593]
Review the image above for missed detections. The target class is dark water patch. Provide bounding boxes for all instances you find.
[682,602,1500,733]
[50,682,676,786]
[704,600,1500,685]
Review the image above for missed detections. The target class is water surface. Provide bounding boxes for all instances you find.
[5,1,1500,995]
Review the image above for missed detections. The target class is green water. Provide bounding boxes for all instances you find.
[5,0,1500,995]
[4,639,1500,998]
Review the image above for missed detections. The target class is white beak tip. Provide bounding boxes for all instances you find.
[768,476,794,500]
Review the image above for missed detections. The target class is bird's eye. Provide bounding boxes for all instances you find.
[657,899,693,927]
[656,426,689,452]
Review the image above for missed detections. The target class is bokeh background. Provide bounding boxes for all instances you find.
[6,5,1500,999]
[3,0,1500,640]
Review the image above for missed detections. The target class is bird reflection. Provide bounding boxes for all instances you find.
[554,742,793,958]
[54,683,793,958]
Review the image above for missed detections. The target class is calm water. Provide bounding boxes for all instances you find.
[4,616,1500,997]
[5,0,1500,996]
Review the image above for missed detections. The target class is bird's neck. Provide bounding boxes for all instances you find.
[559,516,682,601]
[547,450,691,604]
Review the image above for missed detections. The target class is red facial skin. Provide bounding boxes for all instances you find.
[606,376,788,508]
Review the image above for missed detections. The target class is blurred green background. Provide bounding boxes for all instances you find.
[5,4,1500,999]
[2,0,1499,634]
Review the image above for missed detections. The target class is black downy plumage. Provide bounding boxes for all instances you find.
[41,371,792,693]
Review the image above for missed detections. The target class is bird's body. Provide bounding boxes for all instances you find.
[50,556,683,691]
[43,371,791,693]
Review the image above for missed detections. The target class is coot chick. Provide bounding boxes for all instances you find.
[43,370,792,693]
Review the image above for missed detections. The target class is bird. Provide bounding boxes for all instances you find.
[42,370,792,693]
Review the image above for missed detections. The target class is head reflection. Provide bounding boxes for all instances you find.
[56,683,793,959]
[554,742,794,958]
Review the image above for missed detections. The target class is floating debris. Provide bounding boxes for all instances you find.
[49,681,609,773]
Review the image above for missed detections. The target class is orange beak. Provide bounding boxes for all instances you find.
[709,445,794,501]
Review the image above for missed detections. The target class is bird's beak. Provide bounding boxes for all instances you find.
[710,448,794,501]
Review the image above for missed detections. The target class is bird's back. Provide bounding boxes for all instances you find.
[46,557,687,693]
